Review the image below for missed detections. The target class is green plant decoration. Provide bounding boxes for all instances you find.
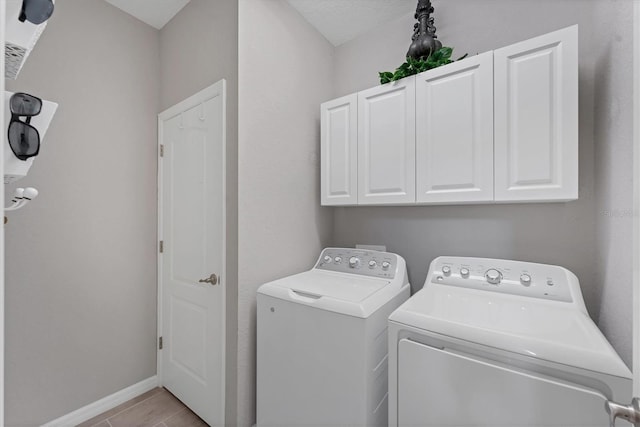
[379,47,468,85]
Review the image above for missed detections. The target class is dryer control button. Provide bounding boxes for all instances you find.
[460,268,470,278]
[349,257,360,268]
[323,256,332,263]
[368,260,377,269]
[485,269,503,285]
[382,261,391,270]
[520,274,532,286]
[334,256,342,263]
[442,266,451,276]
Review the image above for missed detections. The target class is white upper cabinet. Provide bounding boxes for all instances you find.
[494,25,579,202]
[358,76,416,205]
[320,26,579,206]
[321,94,358,206]
[416,51,494,203]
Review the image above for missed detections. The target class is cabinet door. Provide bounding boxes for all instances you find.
[494,25,578,202]
[397,339,611,427]
[416,52,494,204]
[358,77,416,205]
[321,94,358,205]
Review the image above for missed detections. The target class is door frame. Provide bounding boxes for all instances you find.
[634,0,640,396]
[0,1,6,425]
[156,80,227,410]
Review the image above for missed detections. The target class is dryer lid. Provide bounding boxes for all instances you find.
[258,270,395,318]
[389,284,632,379]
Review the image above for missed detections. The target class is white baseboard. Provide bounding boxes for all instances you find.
[41,376,159,427]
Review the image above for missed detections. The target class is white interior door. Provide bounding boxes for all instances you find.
[158,80,226,426]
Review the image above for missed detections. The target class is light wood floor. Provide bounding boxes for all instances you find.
[76,387,207,427]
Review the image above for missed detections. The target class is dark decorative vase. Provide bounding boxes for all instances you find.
[406,0,442,60]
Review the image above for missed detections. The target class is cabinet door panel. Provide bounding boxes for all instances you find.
[494,25,578,202]
[358,77,416,205]
[416,52,494,203]
[321,94,358,205]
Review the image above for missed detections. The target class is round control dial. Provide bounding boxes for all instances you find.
[349,257,360,268]
[520,274,532,286]
[485,269,503,285]
[460,267,470,278]
[323,256,332,263]
[382,261,391,270]
[368,260,377,269]
[334,256,342,263]
[442,266,451,276]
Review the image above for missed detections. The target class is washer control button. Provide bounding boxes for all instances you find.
[547,279,555,286]
[334,256,342,263]
[442,266,451,276]
[460,268,470,278]
[382,261,391,270]
[485,269,503,285]
[520,274,532,286]
[323,256,332,263]
[368,260,377,269]
[349,257,360,268]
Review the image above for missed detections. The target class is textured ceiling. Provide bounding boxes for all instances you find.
[287,0,415,46]
[103,0,191,29]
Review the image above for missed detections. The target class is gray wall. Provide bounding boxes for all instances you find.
[237,1,334,425]
[5,1,160,424]
[592,0,634,370]
[332,0,633,367]
[159,1,239,423]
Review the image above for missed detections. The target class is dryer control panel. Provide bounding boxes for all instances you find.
[315,248,398,279]
[429,257,579,303]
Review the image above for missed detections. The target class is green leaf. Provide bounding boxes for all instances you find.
[379,71,393,84]
[393,69,406,80]
[439,47,453,59]
[380,47,468,85]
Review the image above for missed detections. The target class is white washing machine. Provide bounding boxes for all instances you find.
[257,248,410,427]
[388,256,633,427]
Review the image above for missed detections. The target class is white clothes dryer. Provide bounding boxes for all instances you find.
[257,248,410,427]
[388,256,632,427]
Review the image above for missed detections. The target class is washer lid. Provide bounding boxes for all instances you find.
[258,270,393,318]
[389,284,632,379]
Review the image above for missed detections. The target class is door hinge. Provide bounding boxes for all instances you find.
[158,336,163,350]
[159,240,164,253]
[159,144,164,157]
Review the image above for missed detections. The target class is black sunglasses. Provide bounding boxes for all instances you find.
[19,0,54,25]
[8,93,42,161]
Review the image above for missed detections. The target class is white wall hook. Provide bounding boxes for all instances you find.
[5,187,38,212]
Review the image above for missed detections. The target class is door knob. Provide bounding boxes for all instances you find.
[199,274,219,286]
[605,398,640,426]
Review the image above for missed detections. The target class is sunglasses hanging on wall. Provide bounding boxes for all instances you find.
[8,92,42,161]
[18,0,54,25]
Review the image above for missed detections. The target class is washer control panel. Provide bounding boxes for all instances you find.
[315,248,397,279]
[429,257,575,302]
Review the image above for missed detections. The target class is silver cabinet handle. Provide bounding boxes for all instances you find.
[199,274,218,286]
